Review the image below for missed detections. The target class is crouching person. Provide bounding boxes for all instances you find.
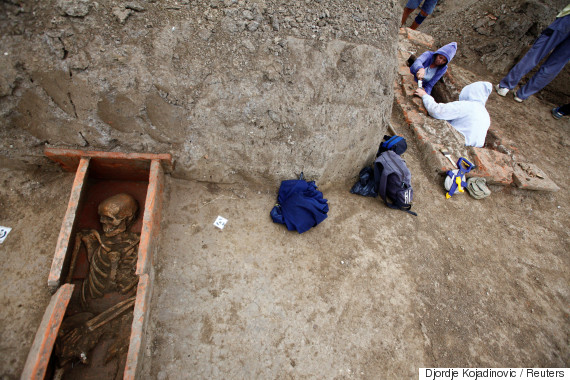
[409,42,457,95]
[414,81,492,148]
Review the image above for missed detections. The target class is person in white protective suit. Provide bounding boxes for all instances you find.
[414,81,492,148]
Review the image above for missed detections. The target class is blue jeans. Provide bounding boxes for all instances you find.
[500,15,570,100]
[405,0,438,15]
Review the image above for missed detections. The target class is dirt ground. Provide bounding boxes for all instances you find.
[1,1,569,379]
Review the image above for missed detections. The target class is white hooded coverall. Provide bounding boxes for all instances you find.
[420,81,492,148]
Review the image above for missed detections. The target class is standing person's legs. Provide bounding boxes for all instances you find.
[401,0,421,26]
[409,9,428,30]
[499,33,557,90]
[516,35,570,100]
[401,6,416,27]
[410,0,438,30]
[499,16,569,90]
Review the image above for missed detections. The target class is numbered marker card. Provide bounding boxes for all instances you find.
[0,226,12,244]
[213,216,228,230]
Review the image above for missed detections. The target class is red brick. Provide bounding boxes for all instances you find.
[398,65,411,77]
[471,148,514,185]
[137,160,165,276]
[124,273,153,380]
[45,148,173,174]
[21,284,74,380]
[398,49,411,61]
[405,28,435,48]
[407,108,425,126]
[393,81,407,106]
[48,157,90,293]
[430,143,457,173]
[402,75,418,97]
[412,97,426,112]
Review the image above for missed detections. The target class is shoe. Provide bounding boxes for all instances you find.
[513,92,524,103]
[552,107,564,120]
[495,84,509,96]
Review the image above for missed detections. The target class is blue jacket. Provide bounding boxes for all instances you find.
[270,179,328,234]
[410,42,457,94]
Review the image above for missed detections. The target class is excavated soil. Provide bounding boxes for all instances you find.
[2,82,567,377]
[0,0,568,378]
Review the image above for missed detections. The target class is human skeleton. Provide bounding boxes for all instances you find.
[56,193,141,367]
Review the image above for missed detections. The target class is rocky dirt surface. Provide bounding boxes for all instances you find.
[0,168,72,378]
[0,0,569,379]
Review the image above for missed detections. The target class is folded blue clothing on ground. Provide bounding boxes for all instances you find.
[270,179,329,234]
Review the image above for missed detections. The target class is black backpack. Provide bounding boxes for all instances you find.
[349,166,378,197]
[374,150,416,216]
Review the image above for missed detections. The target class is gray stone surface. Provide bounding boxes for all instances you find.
[57,0,91,17]
[513,162,560,192]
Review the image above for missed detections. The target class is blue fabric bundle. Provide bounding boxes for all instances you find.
[270,179,329,234]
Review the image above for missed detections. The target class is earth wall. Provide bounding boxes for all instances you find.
[0,0,401,186]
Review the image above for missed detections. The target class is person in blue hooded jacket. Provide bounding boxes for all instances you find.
[409,42,457,95]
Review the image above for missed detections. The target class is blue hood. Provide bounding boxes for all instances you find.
[433,42,457,65]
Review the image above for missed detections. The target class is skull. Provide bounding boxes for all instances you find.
[98,193,139,237]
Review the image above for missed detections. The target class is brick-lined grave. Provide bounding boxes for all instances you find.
[21,150,171,380]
